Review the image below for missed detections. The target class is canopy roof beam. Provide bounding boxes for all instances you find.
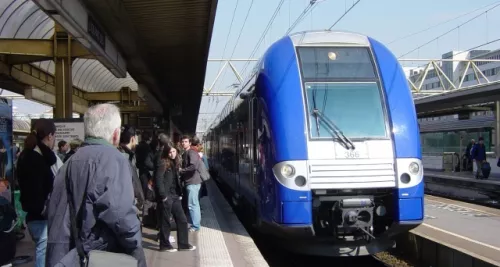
[0,38,93,65]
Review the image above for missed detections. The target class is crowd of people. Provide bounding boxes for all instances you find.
[15,103,209,267]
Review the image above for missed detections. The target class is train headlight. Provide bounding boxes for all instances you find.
[328,52,337,60]
[281,164,295,178]
[409,162,420,175]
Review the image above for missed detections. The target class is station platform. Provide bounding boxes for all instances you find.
[424,169,500,204]
[11,180,268,267]
[408,195,500,266]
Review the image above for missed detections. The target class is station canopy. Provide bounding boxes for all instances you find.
[0,0,138,93]
[1,0,218,132]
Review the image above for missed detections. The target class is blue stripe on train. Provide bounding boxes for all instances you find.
[368,37,421,159]
[258,36,308,162]
[369,37,424,221]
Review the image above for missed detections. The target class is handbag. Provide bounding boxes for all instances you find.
[65,165,138,267]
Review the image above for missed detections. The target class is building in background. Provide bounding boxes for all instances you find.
[406,49,500,155]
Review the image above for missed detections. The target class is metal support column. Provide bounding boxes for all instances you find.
[496,101,500,157]
[53,24,73,118]
[163,108,170,135]
[122,113,129,125]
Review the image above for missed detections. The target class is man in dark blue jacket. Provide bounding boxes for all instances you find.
[45,104,146,267]
[471,137,487,179]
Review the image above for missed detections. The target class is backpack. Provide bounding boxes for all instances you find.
[0,196,16,233]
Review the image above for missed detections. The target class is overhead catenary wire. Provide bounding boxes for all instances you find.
[328,0,361,30]
[212,0,255,106]
[388,1,500,45]
[205,0,284,131]
[227,0,255,61]
[214,0,241,85]
[240,0,286,77]
[284,0,319,36]
[204,0,241,121]
[209,0,312,129]
[403,37,500,75]
[207,1,255,118]
[451,37,500,58]
[398,2,500,59]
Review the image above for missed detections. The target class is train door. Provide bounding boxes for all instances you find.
[250,96,259,193]
[234,128,239,197]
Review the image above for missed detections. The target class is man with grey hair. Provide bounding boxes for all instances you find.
[45,104,146,267]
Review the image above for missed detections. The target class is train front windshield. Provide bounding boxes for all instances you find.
[297,46,388,139]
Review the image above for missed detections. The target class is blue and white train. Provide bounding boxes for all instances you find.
[204,30,424,256]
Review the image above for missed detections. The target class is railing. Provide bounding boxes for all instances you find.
[400,58,500,98]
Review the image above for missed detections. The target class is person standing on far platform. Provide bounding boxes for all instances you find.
[471,137,487,179]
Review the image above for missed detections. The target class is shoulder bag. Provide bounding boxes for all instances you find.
[196,157,210,182]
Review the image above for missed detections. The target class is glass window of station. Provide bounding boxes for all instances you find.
[420,129,493,155]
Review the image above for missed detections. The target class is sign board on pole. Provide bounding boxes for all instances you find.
[31,118,84,152]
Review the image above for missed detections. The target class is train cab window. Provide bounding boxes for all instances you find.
[297,47,376,80]
[305,82,387,139]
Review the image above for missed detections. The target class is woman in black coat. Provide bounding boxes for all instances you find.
[155,145,196,252]
[17,119,60,267]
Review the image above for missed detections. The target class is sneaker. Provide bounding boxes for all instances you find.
[169,236,176,243]
[189,228,199,233]
[159,246,177,252]
[178,245,196,251]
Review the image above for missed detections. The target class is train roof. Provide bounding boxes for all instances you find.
[289,30,370,47]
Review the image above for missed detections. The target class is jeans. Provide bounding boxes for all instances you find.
[27,220,47,267]
[186,184,201,230]
[475,160,483,178]
[158,197,189,249]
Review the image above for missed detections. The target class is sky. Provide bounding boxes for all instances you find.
[5,0,500,132]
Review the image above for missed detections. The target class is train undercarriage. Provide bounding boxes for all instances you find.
[312,188,395,242]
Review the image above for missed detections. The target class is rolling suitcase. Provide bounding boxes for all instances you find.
[481,162,491,179]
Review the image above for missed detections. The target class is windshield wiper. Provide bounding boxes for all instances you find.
[312,108,356,150]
